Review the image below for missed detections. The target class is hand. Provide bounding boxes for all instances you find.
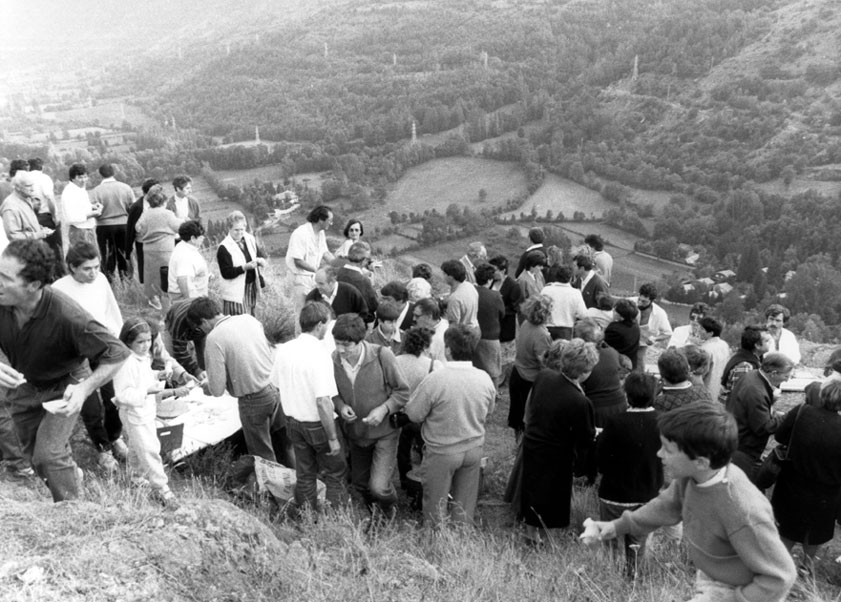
[340,406,357,423]
[197,371,208,383]
[362,405,389,427]
[586,520,617,543]
[256,258,267,268]
[180,373,199,386]
[327,438,342,456]
[0,363,25,389]
[40,228,55,238]
[244,260,257,271]
[173,387,190,398]
[57,382,87,415]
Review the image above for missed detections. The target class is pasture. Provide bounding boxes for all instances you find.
[42,99,158,129]
[190,175,242,224]
[501,173,613,220]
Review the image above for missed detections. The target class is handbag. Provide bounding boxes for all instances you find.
[755,404,804,490]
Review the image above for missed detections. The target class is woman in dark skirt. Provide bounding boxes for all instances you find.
[508,295,552,436]
[771,381,841,574]
[521,338,598,541]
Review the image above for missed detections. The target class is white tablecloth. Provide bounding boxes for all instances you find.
[156,388,241,463]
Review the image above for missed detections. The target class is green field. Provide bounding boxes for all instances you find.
[502,173,612,220]
[42,100,158,129]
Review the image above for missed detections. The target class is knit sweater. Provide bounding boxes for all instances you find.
[405,361,495,454]
[135,206,182,251]
[613,464,796,602]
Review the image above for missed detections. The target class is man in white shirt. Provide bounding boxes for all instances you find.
[285,205,334,311]
[667,302,709,349]
[61,163,101,247]
[636,282,673,370]
[91,163,134,279]
[540,264,587,340]
[698,317,731,402]
[764,304,801,365]
[272,301,347,511]
[165,175,202,221]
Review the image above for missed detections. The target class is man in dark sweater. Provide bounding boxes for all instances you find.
[653,348,712,412]
[305,266,369,322]
[336,241,378,324]
[473,264,505,387]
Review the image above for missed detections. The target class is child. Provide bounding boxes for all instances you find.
[596,372,662,577]
[585,402,796,602]
[366,300,402,355]
[112,317,189,507]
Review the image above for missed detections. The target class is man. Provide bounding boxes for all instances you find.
[1,171,54,242]
[718,325,773,405]
[165,298,208,381]
[764,304,801,365]
[488,255,522,370]
[413,297,448,364]
[286,205,334,310]
[540,264,587,340]
[91,163,134,279]
[381,280,414,331]
[459,241,487,285]
[584,233,613,286]
[698,316,731,402]
[332,313,409,515]
[473,263,505,386]
[653,349,712,413]
[166,175,201,221]
[515,227,545,278]
[0,159,28,201]
[305,266,368,321]
[52,242,126,471]
[336,241,377,322]
[726,352,793,484]
[28,158,63,275]
[62,163,101,247]
[573,254,609,309]
[405,324,496,526]
[667,302,709,348]
[636,283,673,371]
[441,259,479,331]
[272,302,347,511]
[0,240,129,501]
[188,297,286,463]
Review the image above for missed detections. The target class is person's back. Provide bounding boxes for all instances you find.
[205,314,273,396]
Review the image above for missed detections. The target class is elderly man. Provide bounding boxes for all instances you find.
[764,304,800,365]
[0,240,129,501]
[1,171,54,242]
[286,205,334,310]
[441,259,479,331]
[91,163,134,279]
[336,241,377,322]
[459,241,487,285]
[305,266,368,321]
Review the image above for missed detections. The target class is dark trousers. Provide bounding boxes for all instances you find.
[96,224,129,279]
[38,213,65,276]
[80,380,121,452]
[508,366,534,433]
[397,422,423,481]
[286,417,347,511]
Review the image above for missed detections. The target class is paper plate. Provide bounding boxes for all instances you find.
[42,399,68,413]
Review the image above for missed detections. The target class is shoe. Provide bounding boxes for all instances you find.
[76,467,85,488]
[111,438,128,462]
[98,451,119,473]
[148,296,163,311]
[6,466,35,479]
[153,489,180,510]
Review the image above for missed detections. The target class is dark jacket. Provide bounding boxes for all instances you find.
[726,370,783,461]
[306,281,369,321]
[337,266,378,323]
[495,276,522,343]
[597,408,663,504]
[475,285,504,341]
[578,273,609,309]
[604,320,640,370]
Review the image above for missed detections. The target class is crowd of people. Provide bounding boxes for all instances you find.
[1,162,839,602]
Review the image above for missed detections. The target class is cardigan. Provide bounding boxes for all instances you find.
[216,233,263,303]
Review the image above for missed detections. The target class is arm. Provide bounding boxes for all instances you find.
[742,385,783,436]
[771,404,800,446]
[58,357,128,415]
[113,359,157,408]
[405,377,435,424]
[2,210,47,240]
[364,348,410,426]
[316,396,342,455]
[203,337,227,397]
[730,522,797,602]
[445,296,463,325]
[651,306,673,341]
[217,245,244,280]
[176,276,191,298]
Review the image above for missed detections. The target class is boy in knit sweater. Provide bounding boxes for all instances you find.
[585,402,796,602]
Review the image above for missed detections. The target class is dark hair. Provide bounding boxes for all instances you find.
[584,234,604,251]
[528,227,544,244]
[415,297,441,321]
[444,324,478,361]
[624,372,658,408]
[412,263,433,280]
[441,259,466,283]
[740,325,767,352]
[380,281,408,303]
[27,157,43,171]
[760,352,794,374]
[347,241,371,262]
[595,292,615,311]
[638,283,658,301]
[680,344,710,377]
[658,348,690,384]
[98,163,115,178]
[186,296,221,324]
[546,264,572,284]
[613,298,638,322]
[375,299,401,323]
[2,240,54,286]
[820,381,841,412]
[343,219,363,238]
[764,303,790,322]
[119,317,151,347]
[68,163,87,180]
[178,220,205,241]
[524,250,546,270]
[400,326,433,357]
[689,302,710,319]
[474,263,496,286]
[332,313,367,343]
[65,241,99,269]
[698,316,722,338]
[573,254,593,271]
[657,402,738,469]
[306,205,332,224]
[9,159,29,177]
[299,301,332,332]
[488,255,508,273]
[141,178,159,195]
[172,175,192,191]
[825,348,841,375]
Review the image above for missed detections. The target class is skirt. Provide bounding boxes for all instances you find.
[772,466,841,545]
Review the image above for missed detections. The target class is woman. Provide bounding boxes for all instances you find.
[574,318,627,427]
[508,295,553,435]
[771,381,841,575]
[604,298,641,371]
[217,210,267,316]
[168,220,209,303]
[135,184,182,310]
[516,251,546,316]
[521,338,598,539]
[335,219,363,258]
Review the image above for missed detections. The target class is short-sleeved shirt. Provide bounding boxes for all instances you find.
[285,222,327,275]
[61,181,95,229]
[272,332,337,422]
[0,287,130,388]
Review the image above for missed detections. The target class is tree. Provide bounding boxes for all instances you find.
[736,243,761,283]
[781,164,796,189]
